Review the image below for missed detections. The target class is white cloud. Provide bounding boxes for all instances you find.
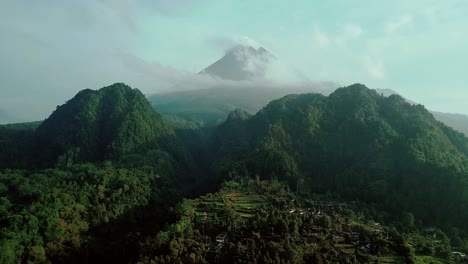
[334,23,364,46]
[344,24,363,39]
[364,57,386,80]
[210,35,263,52]
[313,25,330,47]
[386,15,413,33]
[235,36,262,49]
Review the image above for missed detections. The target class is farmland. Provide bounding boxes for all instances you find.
[194,191,266,219]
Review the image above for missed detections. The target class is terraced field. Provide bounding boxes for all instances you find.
[194,191,266,219]
[224,192,265,217]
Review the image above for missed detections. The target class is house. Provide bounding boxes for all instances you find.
[216,233,228,244]
[327,233,340,242]
[360,244,371,253]
[424,227,437,238]
[452,252,466,258]
[342,228,360,241]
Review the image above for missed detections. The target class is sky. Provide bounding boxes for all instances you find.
[0,0,467,123]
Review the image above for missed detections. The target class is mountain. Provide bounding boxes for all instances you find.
[0,120,42,130]
[432,111,468,136]
[150,83,336,126]
[149,45,336,126]
[199,45,276,81]
[375,88,468,136]
[0,108,15,124]
[33,83,187,167]
[374,88,417,105]
[211,84,468,231]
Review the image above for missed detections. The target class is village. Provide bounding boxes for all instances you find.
[188,185,467,263]
[195,191,401,260]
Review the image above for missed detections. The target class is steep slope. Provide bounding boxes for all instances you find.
[199,45,276,81]
[432,111,468,137]
[375,88,468,136]
[34,83,183,167]
[211,83,468,230]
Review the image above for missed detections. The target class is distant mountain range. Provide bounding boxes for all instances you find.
[375,89,468,136]
[148,44,337,125]
[150,83,336,126]
[0,108,16,124]
[431,112,468,136]
[149,45,468,137]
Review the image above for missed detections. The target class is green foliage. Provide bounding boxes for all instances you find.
[1,82,468,263]
[0,120,42,130]
[0,164,159,262]
[211,83,468,233]
[0,126,35,169]
[139,177,446,263]
[33,83,181,167]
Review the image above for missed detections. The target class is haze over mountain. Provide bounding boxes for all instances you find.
[2,1,468,124]
[0,109,15,124]
[375,88,468,136]
[150,49,468,138]
[149,44,337,125]
[432,112,468,137]
[200,45,276,81]
[198,44,306,84]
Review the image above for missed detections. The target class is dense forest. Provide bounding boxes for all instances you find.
[211,84,468,231]
[1,83,467,263]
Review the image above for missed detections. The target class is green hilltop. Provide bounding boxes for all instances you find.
[211,83,468,231]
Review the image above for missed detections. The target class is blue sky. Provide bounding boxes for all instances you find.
[0,0,467,122]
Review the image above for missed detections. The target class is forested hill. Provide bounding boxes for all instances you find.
[211,83,468,231]
[33,83,188,167]
[0,83,205,263]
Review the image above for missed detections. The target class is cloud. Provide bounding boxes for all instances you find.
[344,24,363,39]
[210,37,238,51]
[146,0,208,16]
[116,50,335,95]
[210,35,263,53]
[334,23,364,46]
[314,25,330,47]
[386,15,413,33]
[235,36,262,49]
[364,57,386,80]
[116,51,193,82]
[115,51,221,91]
[96,0,209,32]
[312,23,364,47]
[98,0,139,33]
